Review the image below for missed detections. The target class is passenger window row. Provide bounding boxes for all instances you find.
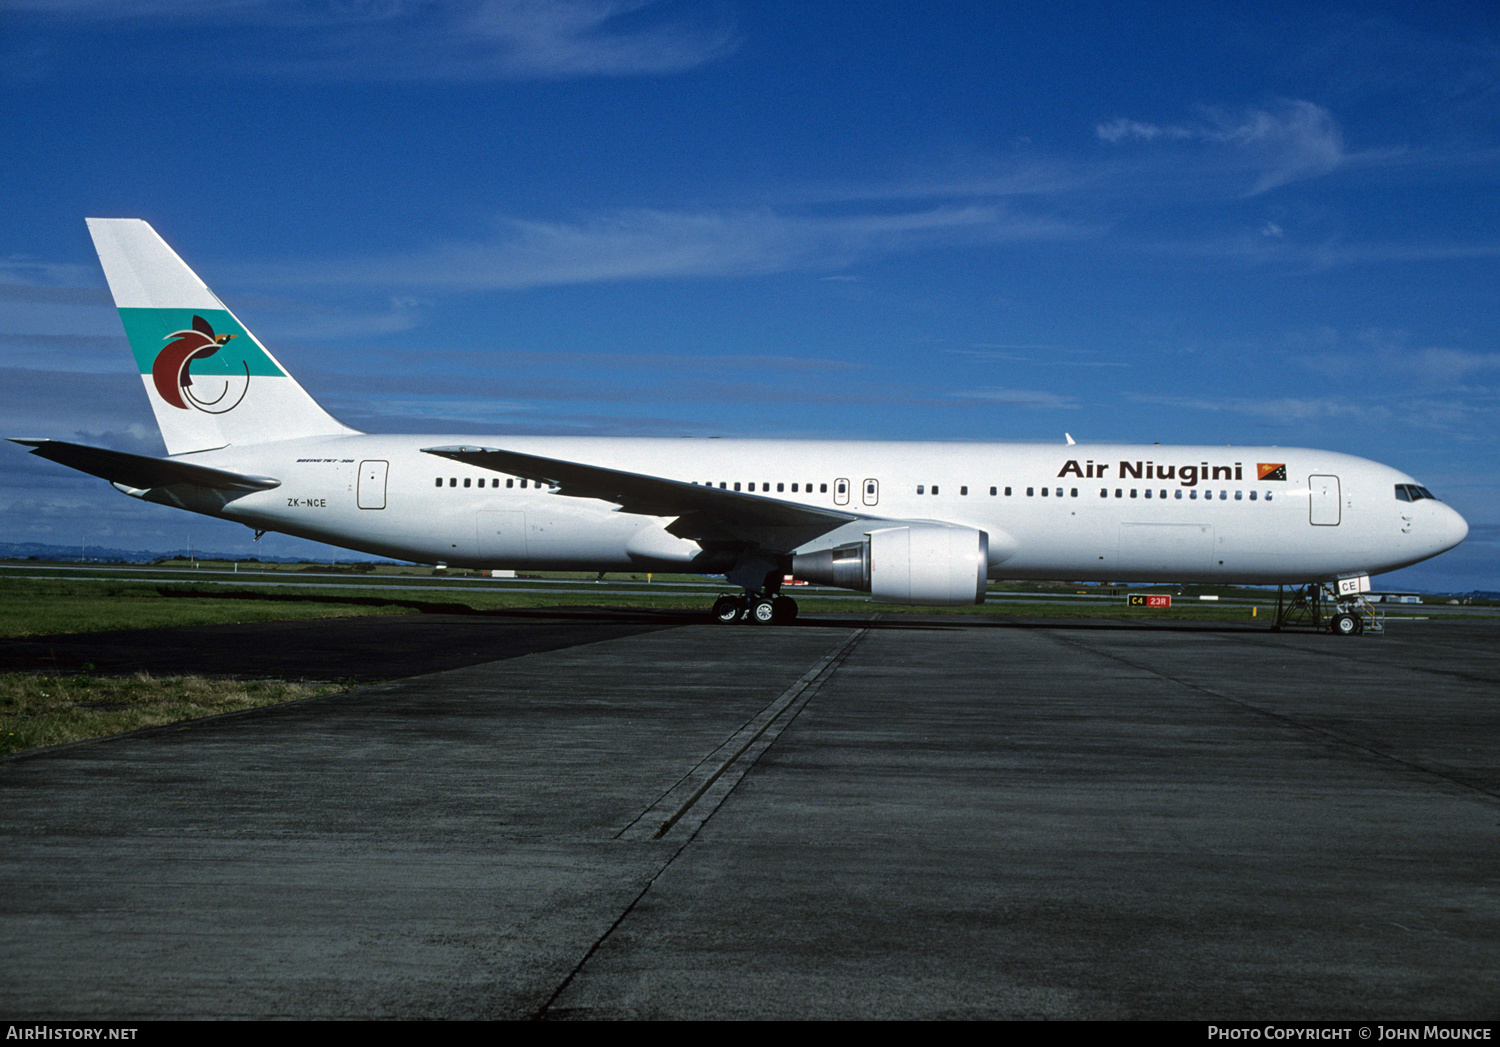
[433,476,549,490]
[432,474,1274,505]
[434,475,839,496]
[691,481,830,494]
[920,486,1096,497]
[969,485,1274,502]
[1096,488,1272,501]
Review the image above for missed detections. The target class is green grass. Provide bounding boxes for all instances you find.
[0,575,1277,641]
[0,578,431,637]
[99,558,712,583]
[0,561,1312,638]
[20,558,1472,643]
[0,671,341,755]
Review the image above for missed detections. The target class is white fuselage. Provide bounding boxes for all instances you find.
[164,435,1468,586]
[65,220,1469,600]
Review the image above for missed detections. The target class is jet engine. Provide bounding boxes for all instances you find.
[792,524,989,606]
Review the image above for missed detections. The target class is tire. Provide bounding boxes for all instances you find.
[1331,612,1358,636]
[772,596,799,625]
[750,597,777,625]
[713,596,744,624]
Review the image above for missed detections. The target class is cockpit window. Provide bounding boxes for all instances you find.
[1395,483,1440,502]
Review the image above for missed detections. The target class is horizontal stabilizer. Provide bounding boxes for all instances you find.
[10,439,280,492]
[421,445,858,531]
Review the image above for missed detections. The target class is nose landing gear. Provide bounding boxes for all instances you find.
[1330,610,1364,636]
[1272,582,1381,636]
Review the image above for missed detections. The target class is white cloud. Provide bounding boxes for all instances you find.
[951,347,1128,368]
[1127,392,1374,423]
[0,257,103,293]
[261,204,1089,289]
[242,298,425,343]
[1095,119,1195,143]
[414,347,861,372]
[953,387,1080,409]
[0,0,737,80]
[1291,329,1500,384]
[1126,388,1500,438]
[1411,348,1500,381]
[1211,101,1345,193]
[1097,100,1346,194]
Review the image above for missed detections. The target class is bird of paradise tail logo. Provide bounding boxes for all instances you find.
[151,314,250,413]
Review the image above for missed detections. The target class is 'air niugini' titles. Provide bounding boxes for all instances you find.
[1056,460,1243,487]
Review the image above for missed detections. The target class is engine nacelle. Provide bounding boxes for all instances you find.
[793,524,989,606]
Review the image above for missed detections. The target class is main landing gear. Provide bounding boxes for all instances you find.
[710,563,801,625]
[712,593,799,625]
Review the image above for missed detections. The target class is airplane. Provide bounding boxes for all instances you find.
[11,219,1470,634]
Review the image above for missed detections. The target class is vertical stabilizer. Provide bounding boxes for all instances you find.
[87,218,356,455]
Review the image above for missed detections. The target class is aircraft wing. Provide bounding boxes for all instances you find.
[421,444,861,536]
[10,439,281,492]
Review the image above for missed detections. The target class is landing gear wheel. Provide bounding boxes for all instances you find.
[1331,612,1359,636]
[772,596,799,625]
[713,595,744,624]
[749,597,777,625]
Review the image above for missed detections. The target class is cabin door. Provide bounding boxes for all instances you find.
[1309,474,1341,526]
[357,460,388,510]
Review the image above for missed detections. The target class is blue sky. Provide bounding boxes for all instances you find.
[2,1,1497,590]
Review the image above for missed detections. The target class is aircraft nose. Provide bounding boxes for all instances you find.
[1445,504,1469,548]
